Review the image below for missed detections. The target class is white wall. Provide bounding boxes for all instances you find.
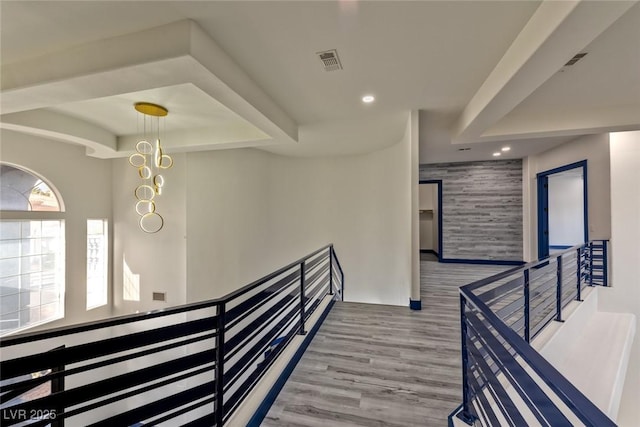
[524,133,611,261]
[548,173,585,247]
[4,113,414,331]
[601,131,640,426]
[0,130,113,328]
[112,153,187,315]
[109,115,415,309]
[185,148,274,301]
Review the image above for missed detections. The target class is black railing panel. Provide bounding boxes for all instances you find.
[0,244,345,426]
[456,240,614,427]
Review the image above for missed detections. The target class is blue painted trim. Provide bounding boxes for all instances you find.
[549,245,572,250]
[448,404,464,427]
[246,299,335,427]
[409,299,422,310]
[440,258,525,266]
[419,180,443,262]
[536,160,587,177]
[420,249,439,256]
[537,160,589,259]
[537,174,549,260]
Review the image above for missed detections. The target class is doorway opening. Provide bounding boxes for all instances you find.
[537,160,588,259]
[419,180,443,262]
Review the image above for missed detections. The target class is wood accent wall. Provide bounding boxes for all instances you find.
[419,159,523,261]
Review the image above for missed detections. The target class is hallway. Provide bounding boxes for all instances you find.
[262,261,508,426]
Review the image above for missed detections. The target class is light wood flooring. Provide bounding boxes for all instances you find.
[262,261,508,427]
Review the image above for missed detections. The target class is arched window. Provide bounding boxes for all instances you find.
[1,164,62,212]
[1,163,65,336]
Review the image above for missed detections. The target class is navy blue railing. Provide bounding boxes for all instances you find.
[453,240,612,426]
[0,244,344,426]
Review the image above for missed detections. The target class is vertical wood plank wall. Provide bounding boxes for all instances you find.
[419,159,523,261]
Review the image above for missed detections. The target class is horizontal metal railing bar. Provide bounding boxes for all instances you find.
[465,309,571,426]
[562,290,578,305]
[304,264,328,292]
[305,288,329,321]
[463,266,525,293]
[306,277,329,305]
[462,287,616,426]
[0,315,217,380]
[4,349,216,423]
[1,330,217,397]
[143,395,217,427]
[0,299,221,348]
[532,310,557,339]
[223,245,332,303]
[223,303,300,387]
[88,380,216,427]
[225,270,299,328]
[506,313,525,334]
[304,253,329,275]
[1,244,334,347]
[222,318,301,420]
[466,344,527,426]
[493,296,524,322]
[60,363,216,423]
[304,271,328,302]
[529,289,556,311]
[466,370,501,427]
[478,275,523,304]
[182,412,216,427]
[466,326,527,426]
[529,274,557,292]
[225,290,298,359]
[530,293,559,320]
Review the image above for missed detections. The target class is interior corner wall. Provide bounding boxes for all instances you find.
[419,160,523,261]
[524,134,611,260]
[112,153,187,315]
[0,130,113,328]
[185,124,413,307]
[601,131,640,426]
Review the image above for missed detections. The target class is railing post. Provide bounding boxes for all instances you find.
[555,256,563,322]
[589,242,594,286]
[215,302,226,426]
[524,269,530,343]
[603,240,608,287]
[576,248,582,301]
[51,345,65,427]
[329,246,334,296]
[457,294,476,425]
[299,261,306,335]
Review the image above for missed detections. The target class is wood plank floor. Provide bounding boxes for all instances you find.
[262,261,509,427]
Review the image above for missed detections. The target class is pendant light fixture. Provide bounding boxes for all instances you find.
[128,102,173,233]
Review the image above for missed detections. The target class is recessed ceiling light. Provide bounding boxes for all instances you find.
[501,146,511,152]
[362,95,375,103]
[493,152,501,157]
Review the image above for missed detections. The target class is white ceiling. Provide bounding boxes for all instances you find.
[1,1,638,162]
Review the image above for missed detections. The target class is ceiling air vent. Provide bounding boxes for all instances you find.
[564,52,588,67]
[317,49,343,72]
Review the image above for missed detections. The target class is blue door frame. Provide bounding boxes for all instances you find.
[536,160,588,259]
[419,180,443,262]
